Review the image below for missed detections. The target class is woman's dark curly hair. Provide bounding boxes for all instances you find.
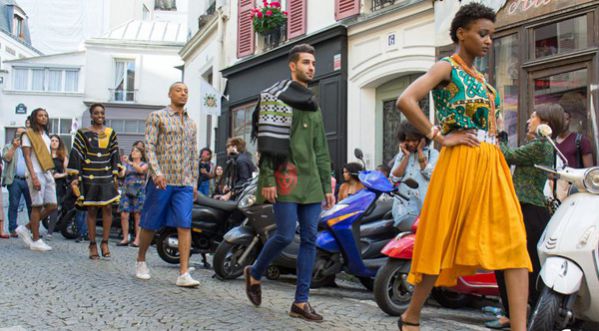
[450,3,496,44]
[343,162,364,182]
[397,120,429,145]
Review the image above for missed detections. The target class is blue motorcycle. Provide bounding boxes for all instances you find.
[312,149,417,290]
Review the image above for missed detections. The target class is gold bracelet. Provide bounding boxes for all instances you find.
[418,157,426,162]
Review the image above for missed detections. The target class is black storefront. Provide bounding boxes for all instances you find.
[219,25,348,177]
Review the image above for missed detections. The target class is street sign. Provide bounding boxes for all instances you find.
[15,103,27,114]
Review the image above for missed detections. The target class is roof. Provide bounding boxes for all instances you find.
[0,0,41,54]
[97,19,185,44]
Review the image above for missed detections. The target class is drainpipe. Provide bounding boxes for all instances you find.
[212,4,228,152]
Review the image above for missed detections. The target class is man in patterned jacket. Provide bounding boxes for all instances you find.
[134,82,200,287]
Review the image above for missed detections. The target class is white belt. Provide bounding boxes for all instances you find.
[475,129,496,145]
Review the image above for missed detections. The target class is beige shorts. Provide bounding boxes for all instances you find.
[26,172,57,207]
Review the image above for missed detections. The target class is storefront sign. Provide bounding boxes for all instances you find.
[497,0,595,27]
[333,54,341,71]
[15,103,27,114]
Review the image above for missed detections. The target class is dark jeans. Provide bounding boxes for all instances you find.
[76,210,88,237]
[198,180,210,197]
[250,202,321,303]
[7,178,32,233]
[47,179,67,234]
[496,203,550,317]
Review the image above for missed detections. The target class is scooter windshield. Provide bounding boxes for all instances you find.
[358,170,394,193]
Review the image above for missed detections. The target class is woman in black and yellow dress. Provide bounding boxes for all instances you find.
[68,103,122,259]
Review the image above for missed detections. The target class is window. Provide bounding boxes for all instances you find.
[231,102,257,157]
[13,68,28,90]
[13,14,24,39]
[11,67,80,92]
[534,16,587,59]
[113,59,136,101]
[493,34,520,147]
[105,119,145,134]
[48,118,73,150]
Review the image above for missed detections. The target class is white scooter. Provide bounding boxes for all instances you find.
[528,124,599,331]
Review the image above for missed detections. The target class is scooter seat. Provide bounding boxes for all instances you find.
[360,219,395,237]
[195,195,238,212]
[361,198,393,224]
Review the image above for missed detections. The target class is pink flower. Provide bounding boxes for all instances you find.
[256,11,263,18]
[283,11,288,15]
[263,0,268,6]
[270,1,281,7]
[265,10,273,16]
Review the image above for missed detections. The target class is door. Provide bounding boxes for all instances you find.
[528,61,597,162]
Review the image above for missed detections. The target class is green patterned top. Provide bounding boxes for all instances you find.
[500,139,554,207]
[433,56,501,134]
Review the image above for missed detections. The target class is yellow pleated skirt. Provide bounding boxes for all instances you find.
[407,142,532,287]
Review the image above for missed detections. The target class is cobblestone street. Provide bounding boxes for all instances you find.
[0,233,495,331]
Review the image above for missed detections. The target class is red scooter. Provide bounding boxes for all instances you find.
[373,217,499,316]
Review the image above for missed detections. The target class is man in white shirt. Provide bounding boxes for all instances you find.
[18,108,57,252]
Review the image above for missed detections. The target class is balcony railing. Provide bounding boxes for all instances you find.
[372,0,398,11]
[198,0,216,30]
[109,88,137,102]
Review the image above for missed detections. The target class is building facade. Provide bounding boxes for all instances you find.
[347,0,435,168]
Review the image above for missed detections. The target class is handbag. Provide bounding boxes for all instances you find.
[545,151,561,215]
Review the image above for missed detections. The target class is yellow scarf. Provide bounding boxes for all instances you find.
[25,129,54,172]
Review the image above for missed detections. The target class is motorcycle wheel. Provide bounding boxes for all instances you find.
[358,277,374,291]
[431,287,472,309]
[310,251,337,288]
[373,259,412,316]
[157,228,182,264]
[213,241,258,280]
[60,209,78,239]
[528,286,564,331]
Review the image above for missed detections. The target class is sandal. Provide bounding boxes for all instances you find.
[484,318,510,330]
[100,240,111,258]
[398,315,420,331]
[89,242,100,260]
[116,241,129,246]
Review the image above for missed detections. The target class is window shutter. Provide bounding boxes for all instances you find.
[335,0,360,21]
[287,0,307,40]
[237,0,255,58]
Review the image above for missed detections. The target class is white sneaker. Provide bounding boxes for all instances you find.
[30,239,52,252]
[176,272,200,287]
[16,225,33,247]
[135,261,151,280]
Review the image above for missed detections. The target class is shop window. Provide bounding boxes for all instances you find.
[534,16,587,59]
[231,102,257,157]
[493,33,520,147]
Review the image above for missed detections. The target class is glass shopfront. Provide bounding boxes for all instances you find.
[490,0,598,161]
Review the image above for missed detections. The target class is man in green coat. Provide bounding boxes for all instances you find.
[244,44,335,321]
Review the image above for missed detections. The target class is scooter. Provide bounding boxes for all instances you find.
[311,149,418,290]
[155,178,255,266]
[527,124,599,331]
[213,149,396,282]
[374,217,500,316]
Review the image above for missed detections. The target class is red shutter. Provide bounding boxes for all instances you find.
[287,0,307,40]
[335,0,360,20]
[237,0,255,58]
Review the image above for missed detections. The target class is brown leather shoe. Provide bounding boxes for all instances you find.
[289,302,323,322]
[244,266,261,306]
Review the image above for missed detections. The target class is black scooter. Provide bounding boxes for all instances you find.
[155,178,256,267]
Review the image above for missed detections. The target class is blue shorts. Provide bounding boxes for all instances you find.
[140,184,193,231]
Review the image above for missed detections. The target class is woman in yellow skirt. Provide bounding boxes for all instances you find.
[395,3,531,331]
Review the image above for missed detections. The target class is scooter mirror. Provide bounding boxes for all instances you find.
[536,124,552,138]
[403,178,419,189]
[354,148,364,160]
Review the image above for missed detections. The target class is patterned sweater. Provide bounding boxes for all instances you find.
[500,139,553,207]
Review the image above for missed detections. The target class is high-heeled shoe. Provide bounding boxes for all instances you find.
[100,240,111,258]
[89,241,99,260]
[398,315,420,331]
